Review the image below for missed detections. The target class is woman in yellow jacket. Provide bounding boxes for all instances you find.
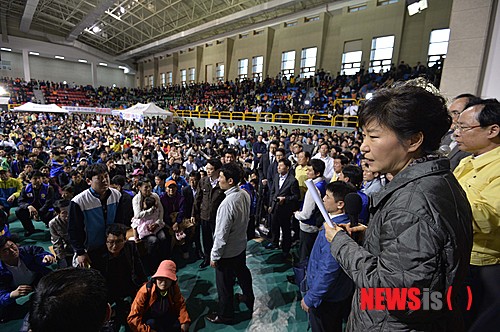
[128,260,190,332]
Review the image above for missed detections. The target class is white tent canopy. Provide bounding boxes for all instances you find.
[117,103,173,122]
[13,102,67,113]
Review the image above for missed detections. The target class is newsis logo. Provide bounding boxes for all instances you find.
[360,286,473,311]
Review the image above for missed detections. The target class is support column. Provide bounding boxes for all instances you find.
[91,62,98,87]
[440,0,496,98]
[22,49,30,82]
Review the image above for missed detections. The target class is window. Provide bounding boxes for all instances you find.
[281,51,296,79]
[239,33,249,39]
[342,51,363,75]
[189,68,195,83]
[300,47,317,78]
[428,28,450,67]
[348,3,367,12]
[252,56,263,82]
[370,35,395,73]
[238,59,248,78]
[377,0,398,6]
[254,30,264,36]
[167,72,173,85]
[180,69,187,85]
[160,73,166,87]
[216,63,224,81]
[305,16,320,23]
[285,21,297,27]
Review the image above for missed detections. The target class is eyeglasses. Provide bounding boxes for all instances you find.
[106,239,124,246]
[454,124,482,133]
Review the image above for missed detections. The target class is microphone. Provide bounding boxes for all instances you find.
[344,193,363,243]
[438,144,451,156]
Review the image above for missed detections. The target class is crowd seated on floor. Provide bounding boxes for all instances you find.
[2,60,442,117]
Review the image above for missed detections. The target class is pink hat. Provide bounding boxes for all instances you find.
[152,260,177,281]
[131,168,144,176]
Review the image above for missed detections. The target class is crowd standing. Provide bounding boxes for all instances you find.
[0,77,498,332]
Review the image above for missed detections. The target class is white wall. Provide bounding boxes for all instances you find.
[0,51,24,79]
[481,0,500,99]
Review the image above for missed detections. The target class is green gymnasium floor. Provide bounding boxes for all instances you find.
[2,218,309,332]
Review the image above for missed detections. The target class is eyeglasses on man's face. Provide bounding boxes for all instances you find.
[454,124,482,133]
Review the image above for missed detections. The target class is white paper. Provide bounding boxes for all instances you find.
[305,179,334,228]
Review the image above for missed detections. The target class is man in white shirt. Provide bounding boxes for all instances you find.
[312,143,334,182]
[206,163,254,324]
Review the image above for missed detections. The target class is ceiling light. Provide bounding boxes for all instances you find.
[0,48,11,52]
[92,26,101,33]
[99,62,108,66]
[120,6,125,14]
[29,51,39,56]
[78,59,88,63]
[55,55,65,59]
[118,66,127,69]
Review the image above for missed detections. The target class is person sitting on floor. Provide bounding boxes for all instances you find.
[128,260,190,332]
[0,236,55,322]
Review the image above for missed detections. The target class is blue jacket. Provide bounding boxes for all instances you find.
[304,214,354,308]
[0,246,53,308]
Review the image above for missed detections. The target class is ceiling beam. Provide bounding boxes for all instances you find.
[66,0,116,42]
[20,0,40,33]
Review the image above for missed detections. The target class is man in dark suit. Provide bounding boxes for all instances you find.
[182,171,203,260]
[266,159,300,259]
[193,159,225,268]
[441,94,476,170]
[256,140,278,227]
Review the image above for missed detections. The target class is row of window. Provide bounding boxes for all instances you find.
[341,29,450,75]
[143,28,449,86]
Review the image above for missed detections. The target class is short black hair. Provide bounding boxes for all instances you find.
[155,172,168,181]
[466,98,500,130]
[29,170,43,179]
[110,175,126,187]
[84,163,108,181]
[189,171,201,181]
[207,158,222,170]
[224,148,237,157]
[220,162,243,185]
[29,268,108,332]
[359,83,451,155]
[106,223,127,238]
[326,181,357,202]
[342,165,363,189]
[334,155,349,166]
[279,159,292,168]
[309,159,325,177]
[53,199,70,213]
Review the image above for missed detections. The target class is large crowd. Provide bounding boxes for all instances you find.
[0,76,498,332]
[3,60,441,117]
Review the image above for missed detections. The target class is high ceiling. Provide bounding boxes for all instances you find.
[1,0,350,61]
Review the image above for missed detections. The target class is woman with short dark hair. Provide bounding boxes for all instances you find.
[325,82,473,331]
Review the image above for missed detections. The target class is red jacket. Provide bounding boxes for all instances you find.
[128,281,190,332]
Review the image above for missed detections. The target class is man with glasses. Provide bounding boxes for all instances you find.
[441,94,476,170]
[453,98,500,331]
[92,223,147,332]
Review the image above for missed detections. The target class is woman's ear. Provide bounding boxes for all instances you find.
[408,132,424,153]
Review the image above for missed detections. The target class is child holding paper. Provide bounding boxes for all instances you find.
[300,181,356,332]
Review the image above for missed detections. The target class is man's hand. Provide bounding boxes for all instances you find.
[28,205,38,219]
[42,255,56,264]
[76,253,92,268]
[10,285,33,299]
[172,222,179,232]
[210,260,217,268]
[7,195,16,203]
[300,299,310,313]
[180,323,190,332]
[268,206,272,214]
[277,196,285,205]
[262,179,268,186]
[190,217,196,225]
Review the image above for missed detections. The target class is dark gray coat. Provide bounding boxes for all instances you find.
[330,158,473,331]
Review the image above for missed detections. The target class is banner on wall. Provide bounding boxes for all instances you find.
[62,106,112,115]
